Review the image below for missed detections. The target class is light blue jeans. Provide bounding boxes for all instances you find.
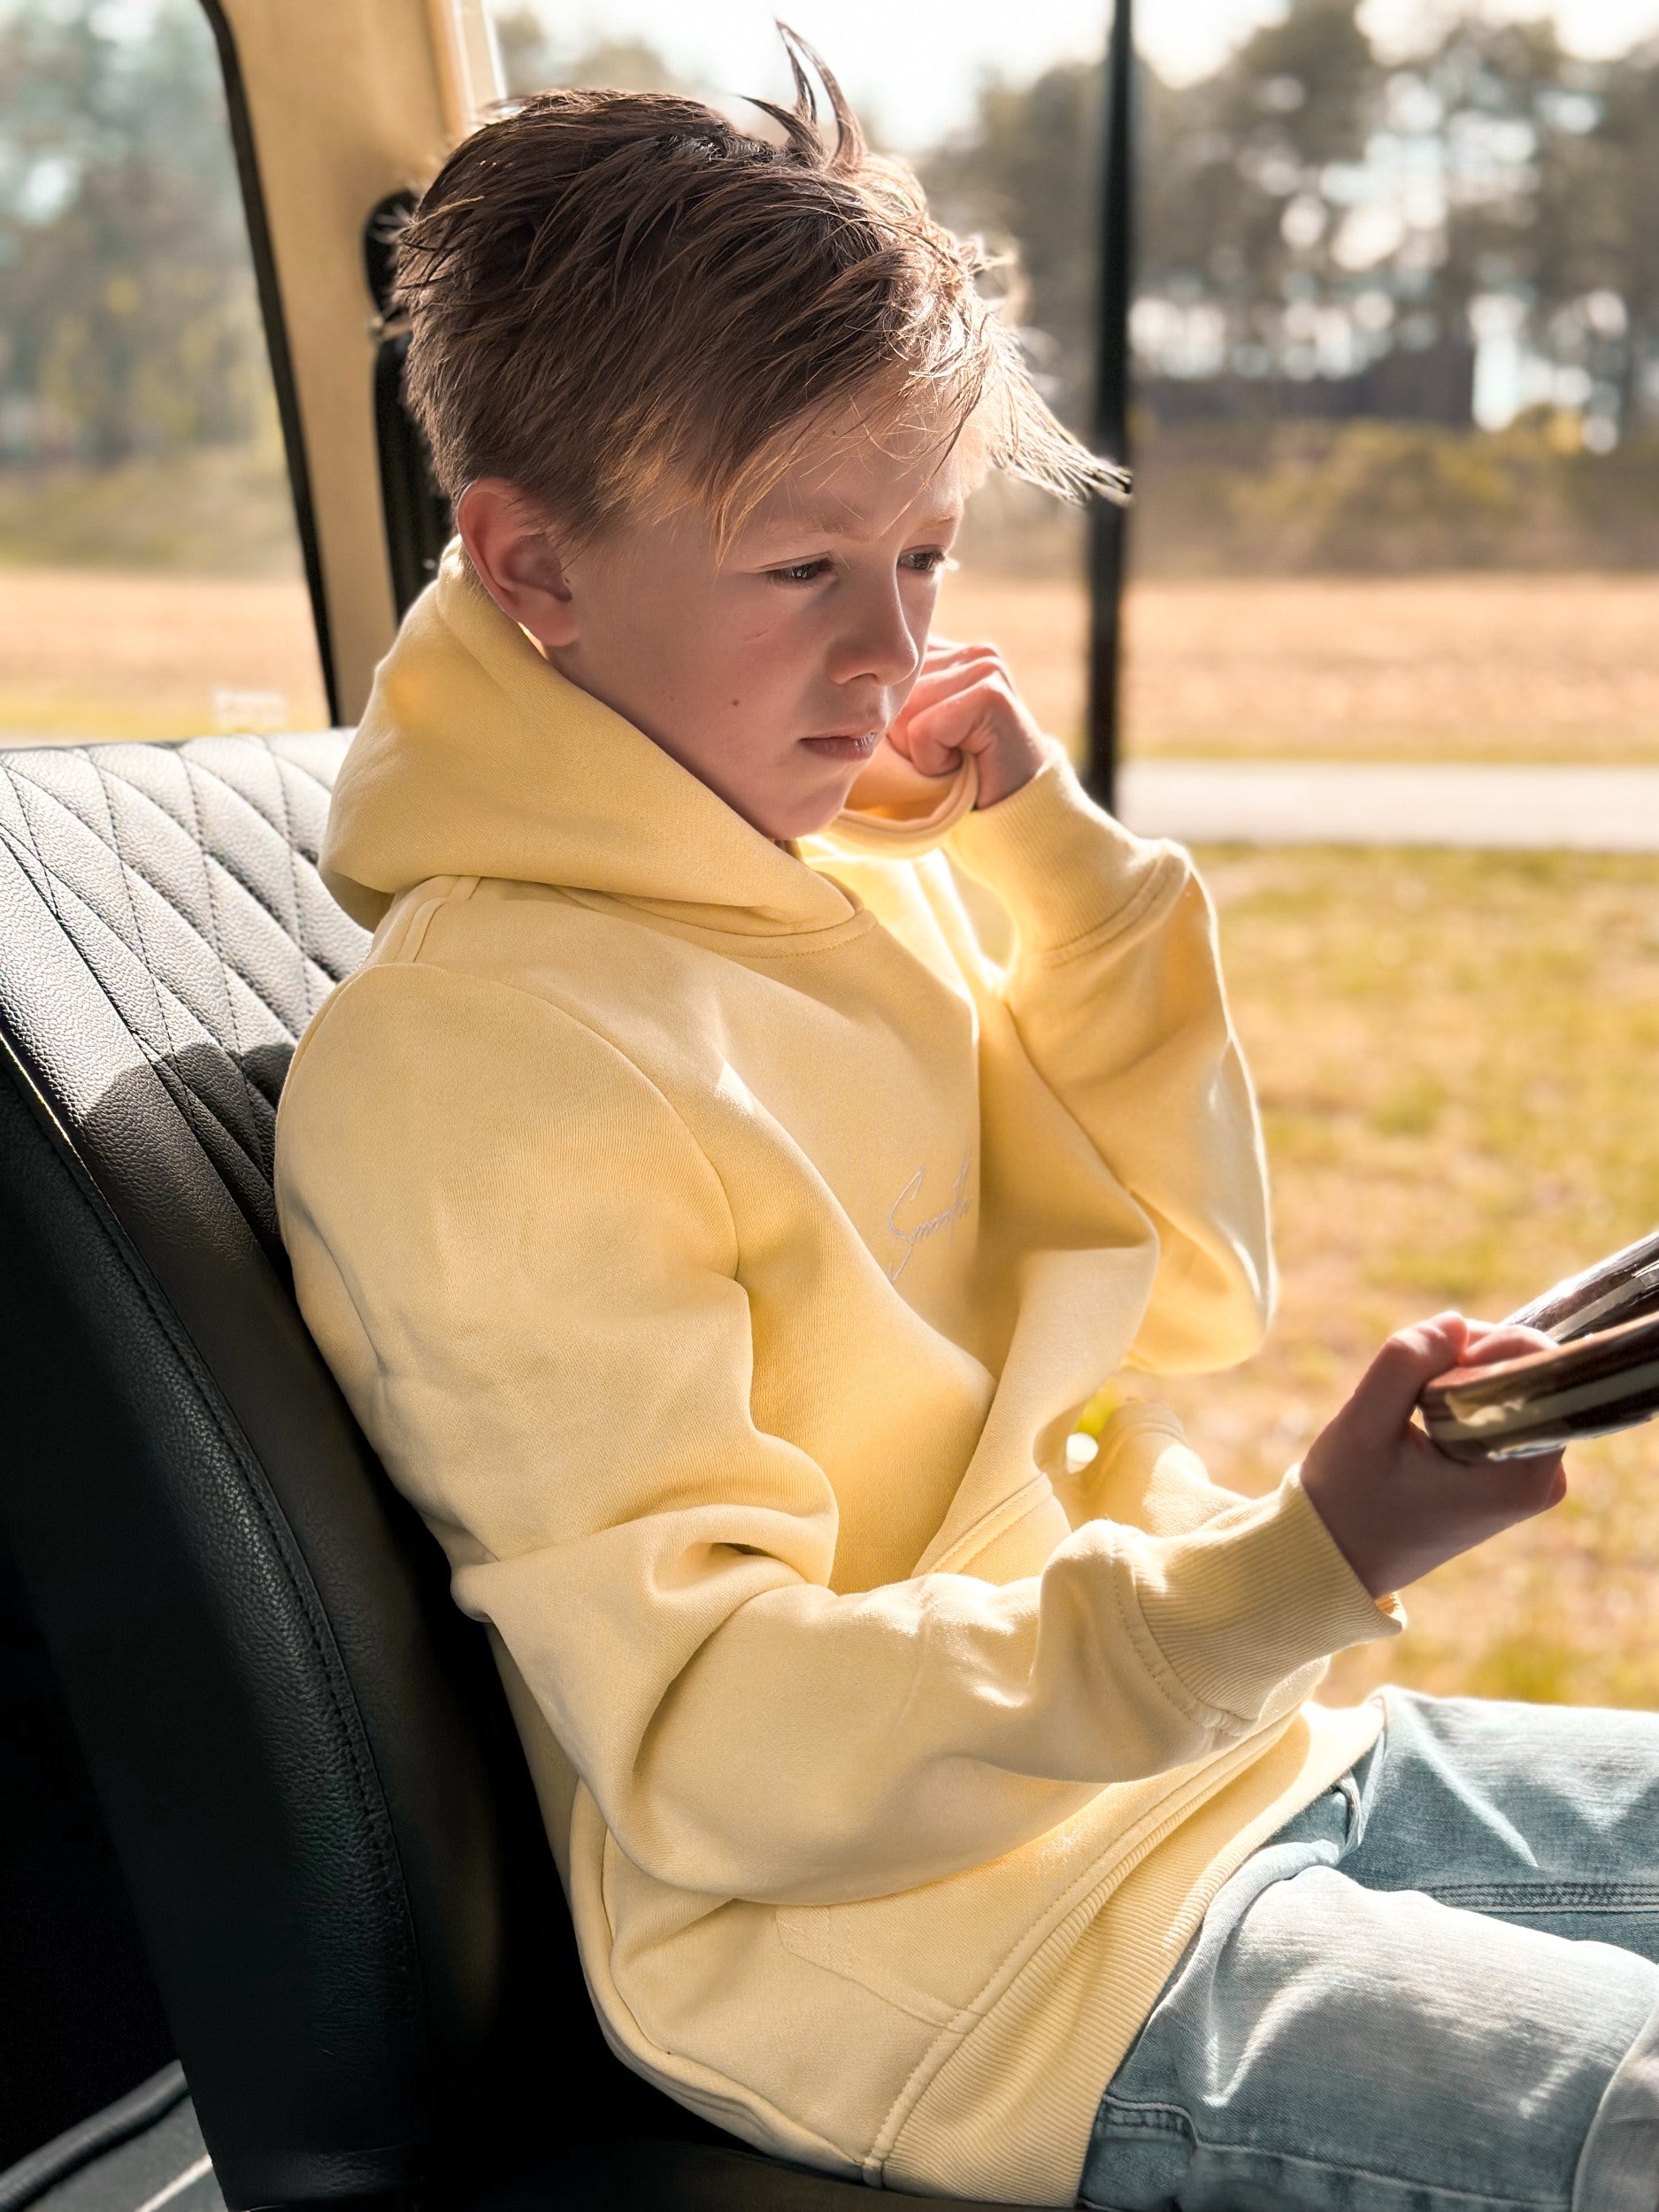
[1079,1690,1659,2212]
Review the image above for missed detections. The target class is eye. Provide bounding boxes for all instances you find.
[766,557,833,586]
[901,548,954,576]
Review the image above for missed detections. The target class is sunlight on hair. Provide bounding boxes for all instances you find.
[395,25,1128,554]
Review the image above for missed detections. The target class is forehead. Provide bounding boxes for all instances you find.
[741,409,978,543]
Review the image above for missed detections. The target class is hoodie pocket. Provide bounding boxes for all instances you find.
[774,1904,962,2029]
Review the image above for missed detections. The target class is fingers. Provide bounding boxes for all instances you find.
[921,635,996,669]
[1455,1320,1556,1367]
[1304,1310,1574,1600]
[888,640,1048,804]
[910,641,1002,684]
[1533,1453,1570,1510]
[1334,1312,1555,1452]
[900,654,1006,718]
[1434,1440,1569,1517]
[1319,1313,1471,1453]
[893,698,968,778]
[895,671,1016,749]
[1362,1310,1470,1406]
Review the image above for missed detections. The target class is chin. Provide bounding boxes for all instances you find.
[765,783,856,843]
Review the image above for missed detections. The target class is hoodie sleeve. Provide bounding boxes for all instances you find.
[949,752,1273,1375]
[1082,1399,1257,1538]
[277,964,1391,1908]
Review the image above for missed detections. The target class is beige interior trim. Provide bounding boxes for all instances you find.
[426,0,506,142]
[214,0,502,724]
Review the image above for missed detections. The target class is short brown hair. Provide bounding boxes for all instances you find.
[396,29,1127,546]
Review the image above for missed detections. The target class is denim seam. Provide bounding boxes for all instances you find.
[1090,2095,1566,2208]
[1419,1881,1659,1913]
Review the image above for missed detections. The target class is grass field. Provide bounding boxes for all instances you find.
[940,567,1659,767]
[7,561,1659,764]
[6,561,1659,1711]
[0,565,327,743]
[1159,845,1659,1712]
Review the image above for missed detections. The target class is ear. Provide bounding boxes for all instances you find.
[455,478,580,649]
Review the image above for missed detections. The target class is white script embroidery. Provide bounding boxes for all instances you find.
[886,1150,973,1283]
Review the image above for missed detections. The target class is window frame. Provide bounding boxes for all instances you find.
[198,0,337,723]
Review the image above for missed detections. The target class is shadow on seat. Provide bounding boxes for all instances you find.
[0,735,1015,2212]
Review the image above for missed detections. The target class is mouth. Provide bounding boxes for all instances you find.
[798,731,882,762]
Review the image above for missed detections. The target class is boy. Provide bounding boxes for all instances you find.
[274,40,1659,2212]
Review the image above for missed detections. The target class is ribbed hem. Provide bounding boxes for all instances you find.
[883,1701,1386,2204]
[947,750,1182,956]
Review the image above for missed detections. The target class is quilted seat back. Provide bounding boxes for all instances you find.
[0,735,620,2209]
[0,735,362,1260]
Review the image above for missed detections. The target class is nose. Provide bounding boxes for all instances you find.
[826,573,920,694]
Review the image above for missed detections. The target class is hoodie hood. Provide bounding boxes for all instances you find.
[323,541,974,935]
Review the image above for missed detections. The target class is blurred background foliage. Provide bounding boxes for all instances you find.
[925,3,1659,448]
[2,0,1657,573]
[503,0,1659,572]
[0,1,273,465]
[0,0,295,572]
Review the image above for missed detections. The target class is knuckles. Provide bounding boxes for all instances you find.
[929,641,1006,682]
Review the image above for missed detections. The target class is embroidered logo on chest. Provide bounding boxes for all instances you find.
[886,1149,973,1282]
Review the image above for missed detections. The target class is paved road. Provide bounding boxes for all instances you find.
[5,735,1659,853]
[1118,762,1659,853]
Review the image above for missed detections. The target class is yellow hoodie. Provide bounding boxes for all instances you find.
[274,544,1397,2204]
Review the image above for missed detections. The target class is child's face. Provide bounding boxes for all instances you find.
[460,414,970,842]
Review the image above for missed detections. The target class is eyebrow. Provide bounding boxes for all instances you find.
[758,507,962,545]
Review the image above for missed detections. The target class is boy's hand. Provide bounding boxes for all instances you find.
[886,638,1049,810]
[1300,1314,1567,1600]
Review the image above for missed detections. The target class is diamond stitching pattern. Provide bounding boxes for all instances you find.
[19,761,344,1025]
[0,734,365,1228]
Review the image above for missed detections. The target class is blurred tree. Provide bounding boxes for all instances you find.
[0,0,273,465]
[926,0,1384,425]
[1143,0,1379,366]
[494,9,685,99]
[492,4,556,94]
[1421,19,1659,434]
[1597,43,1659,428]
[5,0,1654,473]
[925,59,1101,425]
[923,0,1659,438]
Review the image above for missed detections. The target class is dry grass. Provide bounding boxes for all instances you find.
[8,562,1658,768]
[1151,845,1659,1711]
[0,566,328,744]
[938,567,1659,767]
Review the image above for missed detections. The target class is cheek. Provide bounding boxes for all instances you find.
[655,623,798,750]
[725,604,822,710]
[636,608,749,714]
[905,572,941,635]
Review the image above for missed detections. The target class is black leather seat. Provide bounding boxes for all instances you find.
[0,734,1012,2212]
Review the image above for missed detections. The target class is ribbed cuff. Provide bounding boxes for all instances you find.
[825,755,979,856]
[1137,1471,1402,1725]
[947,749,1182,956]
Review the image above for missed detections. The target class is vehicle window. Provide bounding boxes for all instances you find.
[1113,4,1659,1713]
[492,2,1659,1712]
[0,0,327,748]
